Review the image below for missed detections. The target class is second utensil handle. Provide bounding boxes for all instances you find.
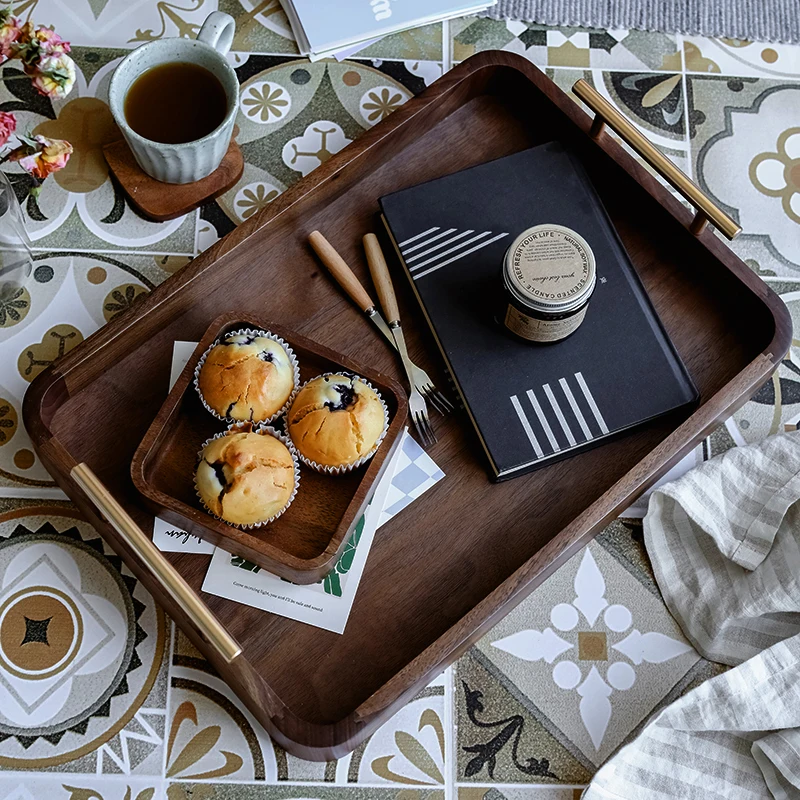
[309,230,375,313]
[363,233,400,325]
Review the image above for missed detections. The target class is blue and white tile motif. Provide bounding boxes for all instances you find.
[379,432,445,525]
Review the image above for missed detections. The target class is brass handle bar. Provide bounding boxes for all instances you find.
[71,463,242,664]
[572,79,741,240]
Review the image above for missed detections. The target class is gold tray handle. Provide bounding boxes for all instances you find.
[572,79,741,241]
[71,463,242,665]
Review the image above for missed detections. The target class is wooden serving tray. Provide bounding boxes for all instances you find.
[130,313,406,583]
[24,52,790,760]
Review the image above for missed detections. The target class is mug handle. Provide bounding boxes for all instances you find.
[197,11,236,55]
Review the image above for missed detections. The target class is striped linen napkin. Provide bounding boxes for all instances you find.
[584,431,800,799]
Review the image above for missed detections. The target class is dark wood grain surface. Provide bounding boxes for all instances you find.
[23,52,792,760]
[130,312,407,583]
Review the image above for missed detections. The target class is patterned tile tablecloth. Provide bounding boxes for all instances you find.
[0,3,799,798]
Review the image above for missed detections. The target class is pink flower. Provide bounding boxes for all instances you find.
[8,134,72,180]
[36,25,72,55]
[0,111,17,147]
[30,53,76,99]
[0,17,22,61]
[15,22,72,69]
[32,25,70,56]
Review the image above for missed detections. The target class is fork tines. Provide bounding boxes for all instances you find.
[422,387,454,415]
[412,409,437,447]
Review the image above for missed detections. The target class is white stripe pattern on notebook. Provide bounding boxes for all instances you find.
[511,373,608,461]
[559,377,592,440]
[413,233,510,279]
[409,231,493,271]
[402,227,456,255]
[543,383,577,447]
[510,395,543,458]
[575,371,609,434]
[405,229,475,262]
[398,226,439,248]
[526,389,560,452]
[397,227,510,280]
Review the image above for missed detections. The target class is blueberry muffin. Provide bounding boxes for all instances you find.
[195,426,297,526]
[197,332,296,423]
[287,374,386,469]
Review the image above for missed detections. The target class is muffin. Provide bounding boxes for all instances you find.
[195,425,298,526]
[287,374,387,470]
[196,331,297,423]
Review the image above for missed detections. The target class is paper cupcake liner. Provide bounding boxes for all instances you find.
[194,422,300,529]
[287,372,390,475]
[194,328,300,425]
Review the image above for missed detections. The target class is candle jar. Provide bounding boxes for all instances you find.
[501,223,596,344]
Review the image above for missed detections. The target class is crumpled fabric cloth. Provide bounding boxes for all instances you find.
[584,431,800,799]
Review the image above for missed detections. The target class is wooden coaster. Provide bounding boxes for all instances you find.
[103,137,244,222]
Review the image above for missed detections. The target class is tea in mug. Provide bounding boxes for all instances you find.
[124,62,228,145]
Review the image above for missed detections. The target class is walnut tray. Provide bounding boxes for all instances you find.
[24,52,791,760]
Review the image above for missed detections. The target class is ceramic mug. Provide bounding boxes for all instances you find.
[108,12,238,184]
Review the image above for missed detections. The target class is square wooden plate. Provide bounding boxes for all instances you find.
[130,312,407,583]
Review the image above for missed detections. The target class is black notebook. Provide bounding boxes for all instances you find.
[380,142,698,480]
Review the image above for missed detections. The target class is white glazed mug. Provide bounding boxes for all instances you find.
[108,12,238,184]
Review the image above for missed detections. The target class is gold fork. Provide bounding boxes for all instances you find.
[363,233,436,446]
[308,230,453,416]
[308,231,445,446]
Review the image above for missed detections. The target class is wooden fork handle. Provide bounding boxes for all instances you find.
[309,230,374,313]
[363,233,400,325]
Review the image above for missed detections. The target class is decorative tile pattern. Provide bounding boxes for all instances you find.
[0,502,168,774]
[457,651,592,785]
[0,776,165,799]
[167,787,443,799]
[730,278,800,443]
[454,521,730,790]
[168,631,447,786]
[222,0,298,56]
[0,253,170,490]
[30,0,218,49]
[338,690,447,786]
[690,75,800,277]
[166,650,278,781]
[682,36,800,79]
[463,533,699,775]
[0,2,797,798]
[451,17,679,72]
[203,55,438,244]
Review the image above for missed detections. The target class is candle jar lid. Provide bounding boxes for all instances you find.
[503,224,596,315]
